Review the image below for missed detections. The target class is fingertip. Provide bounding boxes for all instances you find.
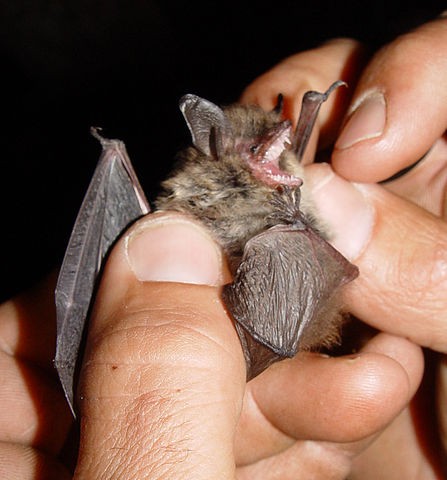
[125,212,229,286]
[334,90,386,150]
[92,211,232,326]
[332,20,447,182]
[247,349,418,444]
[360,333,425,400]
[332,88,436,183]
[305,163,375,261]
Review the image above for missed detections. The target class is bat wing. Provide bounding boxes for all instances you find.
[222,223,358,379]
[55,129,149,416]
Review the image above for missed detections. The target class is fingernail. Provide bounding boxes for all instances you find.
[306,164,375,260]
[125,213,224,285]
[335,92,386,150]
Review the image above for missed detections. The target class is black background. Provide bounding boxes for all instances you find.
[0,1,444,301]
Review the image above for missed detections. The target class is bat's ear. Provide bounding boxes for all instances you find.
[179,94,232,158]
[292,81,347,162]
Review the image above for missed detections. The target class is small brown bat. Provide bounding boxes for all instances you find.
[55,82,358,415]
[155,85,358,377]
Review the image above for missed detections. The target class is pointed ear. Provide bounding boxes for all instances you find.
[292,81,346,162]
[179,94,232,157]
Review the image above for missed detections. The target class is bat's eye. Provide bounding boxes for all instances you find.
[250,144,260,154]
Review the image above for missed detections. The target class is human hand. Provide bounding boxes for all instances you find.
[3,22,444,477]
[243,24,447,351]
[0,275,73,479]
[71,212,422,478]
[0,215,422,479]
[242,18,447,477]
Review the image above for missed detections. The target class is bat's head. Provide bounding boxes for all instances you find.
[179,94,303,189]
[157,86,344,264]
[179,83,345,191]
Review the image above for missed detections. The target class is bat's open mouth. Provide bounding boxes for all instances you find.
[246,121,302,188]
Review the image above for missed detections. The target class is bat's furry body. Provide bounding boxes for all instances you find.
[156,103,320,271]
[55,83,358,414]
[155,91,358,377]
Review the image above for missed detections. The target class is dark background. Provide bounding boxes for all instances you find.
[0,1,444,301]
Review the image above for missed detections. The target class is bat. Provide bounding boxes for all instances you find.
[55,82,358,416]
[55,131,150,415]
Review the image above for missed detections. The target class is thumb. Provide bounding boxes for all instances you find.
[306,163,447,352]
[74,212,245,479]
[332,18,447,182]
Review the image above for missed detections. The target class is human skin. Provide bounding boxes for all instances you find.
[1,19,446,480]
[0,207,426,480]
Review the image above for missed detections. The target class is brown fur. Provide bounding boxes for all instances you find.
[155,102,324,270]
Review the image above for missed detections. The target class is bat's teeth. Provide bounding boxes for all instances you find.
[264,128,290,164]
[249,161,302,187]
[247,123,300,187]
[271,173,302,185]
[265,143,285,163]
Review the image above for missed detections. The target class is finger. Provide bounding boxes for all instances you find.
[382,136,447,217]
[351,349,443,478]
[74,212,244,479]
[0,351,71,455]
[237,439,352,480]
[332,18,447,182]
[350,406,441,479]
[240,38,366,163]
[235,333,423,466]
[0,272,57,370]
[0,442,71,480]
[307,163,447,351]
